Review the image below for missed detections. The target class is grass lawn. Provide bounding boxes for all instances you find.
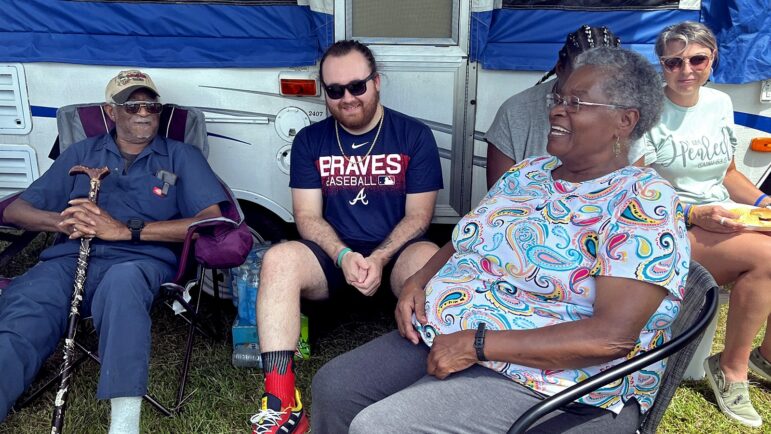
[0,233,769,433]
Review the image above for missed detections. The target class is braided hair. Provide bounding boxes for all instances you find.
[536,25,621,85]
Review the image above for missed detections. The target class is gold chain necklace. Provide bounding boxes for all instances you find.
[335,108,384,160]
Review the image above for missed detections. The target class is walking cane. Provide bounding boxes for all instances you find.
[51,165,110,434]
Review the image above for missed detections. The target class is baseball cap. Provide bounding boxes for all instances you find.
[105,70,160,104]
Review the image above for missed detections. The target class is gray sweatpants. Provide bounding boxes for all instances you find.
[311,330,640,434]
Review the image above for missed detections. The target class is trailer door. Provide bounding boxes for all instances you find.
[335,0,475,222]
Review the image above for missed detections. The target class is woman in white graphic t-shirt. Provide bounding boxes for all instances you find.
[634,21,771,428]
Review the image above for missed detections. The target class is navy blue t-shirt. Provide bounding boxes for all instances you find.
[290,107,443,248]
[21,133,227,266]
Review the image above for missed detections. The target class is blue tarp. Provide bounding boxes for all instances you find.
[0,1,766,84]
[703,0,771,84]
[471,9,698,70]
[0,0,333,68]
[471,0,771,84]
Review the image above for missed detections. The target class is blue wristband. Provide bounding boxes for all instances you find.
[683,204,692,226]
[754,194,768,207]
[336,247,352,268]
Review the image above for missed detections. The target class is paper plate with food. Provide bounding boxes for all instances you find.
[724,204,771,231]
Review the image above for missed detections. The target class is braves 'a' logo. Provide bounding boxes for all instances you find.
[349,187,369,205]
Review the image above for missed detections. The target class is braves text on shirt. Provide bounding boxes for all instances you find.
[318,153,408,189]
[319,154,403,177]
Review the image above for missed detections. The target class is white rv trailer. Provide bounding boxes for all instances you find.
[0,0,769,240]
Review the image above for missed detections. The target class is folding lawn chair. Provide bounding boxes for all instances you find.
[0,102,251,416]
[508,261,720,434]
[0,192,36,273]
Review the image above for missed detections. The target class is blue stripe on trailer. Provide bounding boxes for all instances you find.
[31,106,57,118]
[735,112,771,135]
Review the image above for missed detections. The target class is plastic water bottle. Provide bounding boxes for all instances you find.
[230,267,241,308]
[232,343,261,368]
[248,265,260,325]
[237,266,251,324]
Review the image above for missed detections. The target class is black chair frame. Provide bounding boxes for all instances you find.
[6,229,230,417]
[509,262,720,433]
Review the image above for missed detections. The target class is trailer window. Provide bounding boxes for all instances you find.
[347,0,458,45]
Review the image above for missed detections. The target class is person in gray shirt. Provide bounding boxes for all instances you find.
[484,25,621,188]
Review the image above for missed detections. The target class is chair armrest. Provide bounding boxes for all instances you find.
[508,286,720,434]
[172,217,240,283]
[186,216,239,232]
[0,192,23,228]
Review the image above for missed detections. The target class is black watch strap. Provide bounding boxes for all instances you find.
[474,322,487,362]
[127,218,144,243]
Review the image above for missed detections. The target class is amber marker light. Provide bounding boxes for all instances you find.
[280,79,318,96]
[751,137,771,152]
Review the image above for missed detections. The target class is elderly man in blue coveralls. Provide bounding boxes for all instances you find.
[0,70,226,433]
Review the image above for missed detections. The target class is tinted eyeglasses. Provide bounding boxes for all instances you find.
[547,93,628,113]
[323,71,377,100]
[115,101,163,114]
[660,54,712,72]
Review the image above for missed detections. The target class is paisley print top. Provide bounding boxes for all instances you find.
[416,156,690,414]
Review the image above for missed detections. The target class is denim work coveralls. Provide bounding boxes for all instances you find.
[0,133,226,420]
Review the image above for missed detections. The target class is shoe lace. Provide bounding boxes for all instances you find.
[250,408,284,429]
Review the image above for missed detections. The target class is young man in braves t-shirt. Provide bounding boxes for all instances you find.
[249,40,443,434]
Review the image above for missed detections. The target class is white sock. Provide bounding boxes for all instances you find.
[109,397,142,434]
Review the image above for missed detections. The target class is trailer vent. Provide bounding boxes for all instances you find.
[0,65,32,135]
[0,144,39,196]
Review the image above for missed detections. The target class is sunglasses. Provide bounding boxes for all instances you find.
[115,101,163,114]
[660,54,712,72]
[547,93,628,113]
[323,71,377,100]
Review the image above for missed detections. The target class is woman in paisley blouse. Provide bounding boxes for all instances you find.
[311,47,690,434]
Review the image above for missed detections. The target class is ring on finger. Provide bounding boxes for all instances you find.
[719,217,726,225]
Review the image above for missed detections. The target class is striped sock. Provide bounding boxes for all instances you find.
[262,350,296,407]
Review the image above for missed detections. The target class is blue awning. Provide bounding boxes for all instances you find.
[471,0,770,84]
[703,0,771,84]
[0,0,333,68]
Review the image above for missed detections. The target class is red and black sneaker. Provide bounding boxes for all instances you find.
[250,389,309,434]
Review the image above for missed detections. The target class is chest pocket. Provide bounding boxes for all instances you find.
[123,173,179,221]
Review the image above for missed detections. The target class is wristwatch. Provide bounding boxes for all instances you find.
[474,322,487,361]
[126,218,145,243]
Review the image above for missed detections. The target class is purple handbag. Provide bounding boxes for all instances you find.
[192,216,253,269]
[191,180,253,269]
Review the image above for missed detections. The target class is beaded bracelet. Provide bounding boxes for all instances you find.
[336,247,352,268]
[754,194,768,207]
[683,204,692,226]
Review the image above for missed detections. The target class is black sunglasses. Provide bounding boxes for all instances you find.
[660,54,712,72]
[323,71,377,100]
[115,101,163,114]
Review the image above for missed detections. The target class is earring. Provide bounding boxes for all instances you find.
[613,135,622,157]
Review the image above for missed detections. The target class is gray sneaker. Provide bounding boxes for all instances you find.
[749,347,771,382]
[704,353,762,428]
